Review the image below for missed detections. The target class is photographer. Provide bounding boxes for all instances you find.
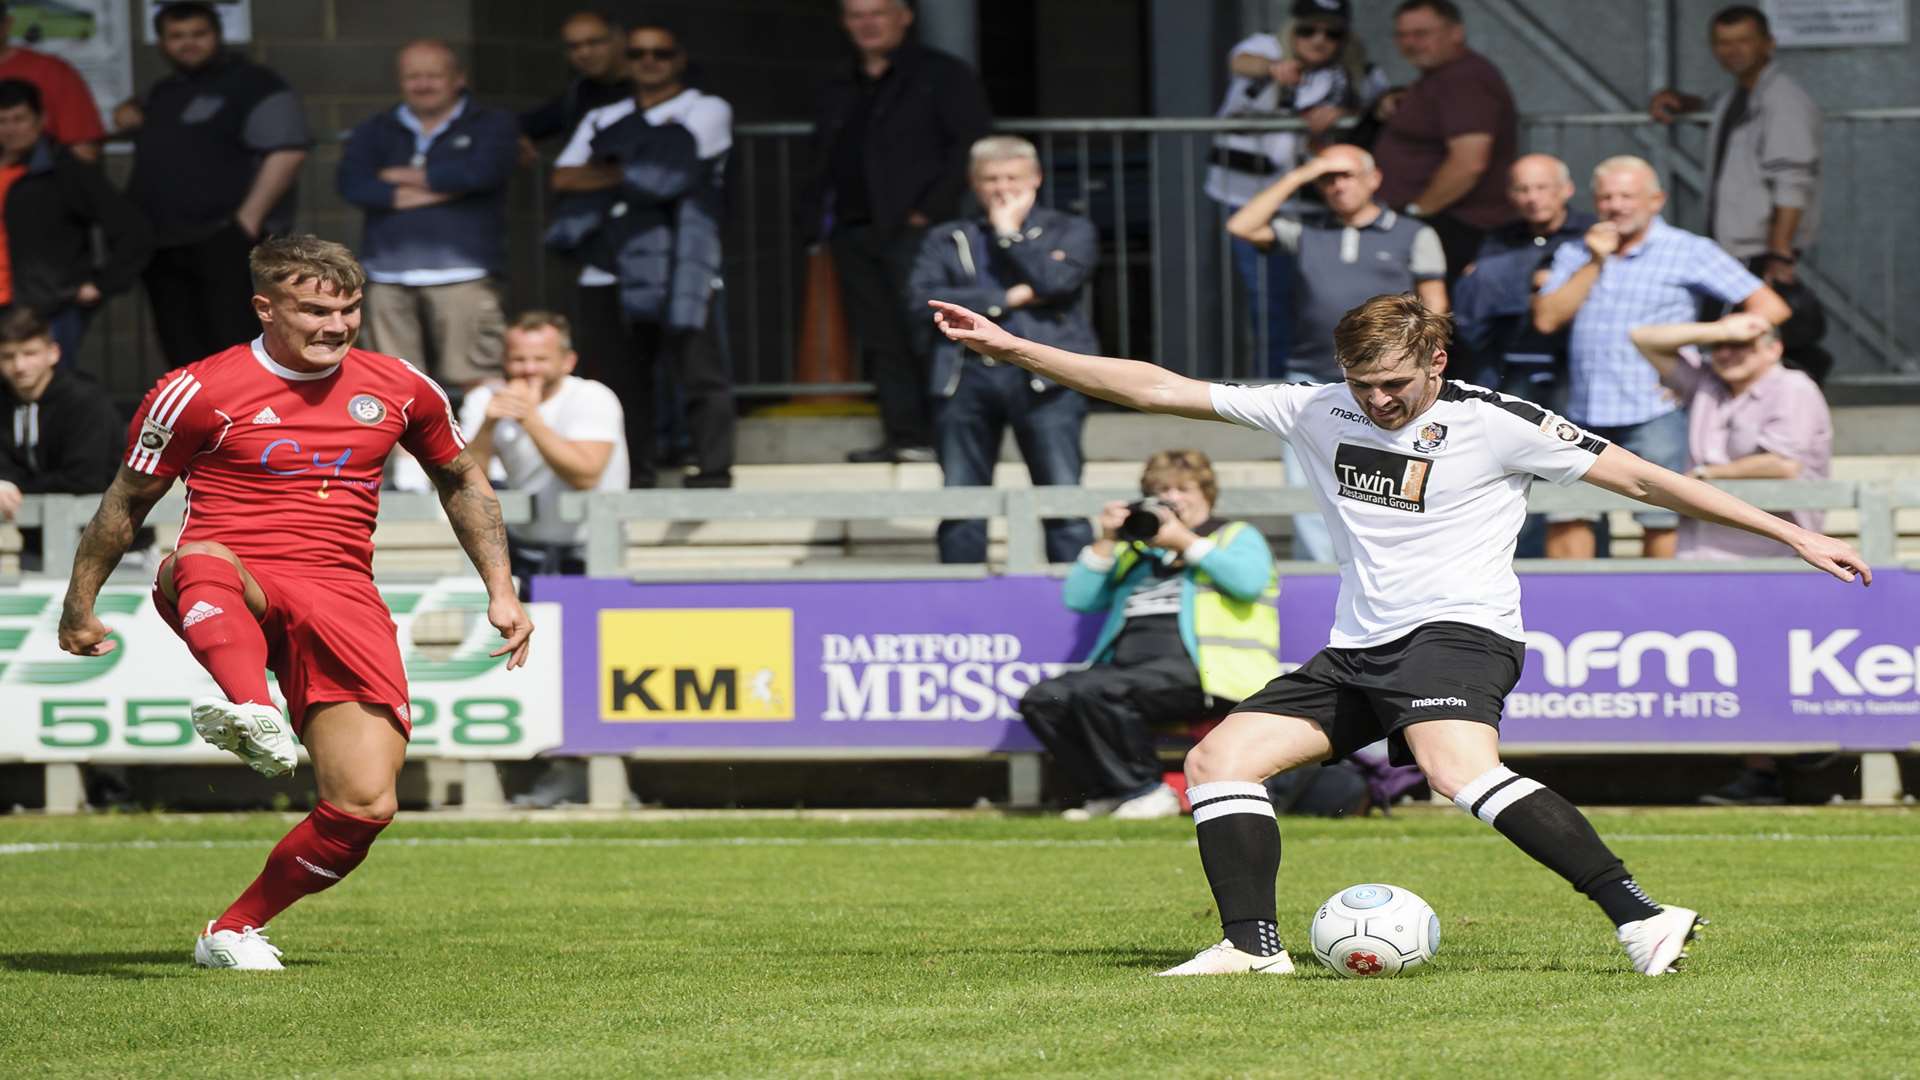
[1019,450,1280,820]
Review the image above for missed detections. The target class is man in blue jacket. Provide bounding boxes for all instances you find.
[911,136,1098,564]
[1020,450,1280,820]
[337,40,518,389]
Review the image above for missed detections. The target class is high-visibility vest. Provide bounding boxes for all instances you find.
[1112,521,1280,702]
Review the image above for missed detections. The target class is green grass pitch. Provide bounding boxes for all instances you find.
[3,807,1917,1078]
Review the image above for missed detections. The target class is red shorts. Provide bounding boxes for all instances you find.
[155,563,413,738]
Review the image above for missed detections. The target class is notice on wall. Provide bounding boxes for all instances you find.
[1766,0,1908,47]
[6,0,133,130]
[143,0,251,44]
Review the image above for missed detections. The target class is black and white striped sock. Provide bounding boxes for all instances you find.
[1452,765,1662,927]
[1190,780,1285,956]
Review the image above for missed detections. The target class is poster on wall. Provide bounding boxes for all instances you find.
[5,0,133,132]
[1765,0,1908,46]
[143,0,251,44]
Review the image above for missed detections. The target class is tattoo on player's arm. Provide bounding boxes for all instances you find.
[427,451,512,580]
[67,467,171,605]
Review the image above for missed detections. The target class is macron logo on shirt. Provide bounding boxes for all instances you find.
[252,406,281,425]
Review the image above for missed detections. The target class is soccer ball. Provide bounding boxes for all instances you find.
[1309,883,1440,978]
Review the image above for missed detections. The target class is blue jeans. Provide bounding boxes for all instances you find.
[1583,409,1690,530]
[1230,233,1294,379]
[935,361,1091,564]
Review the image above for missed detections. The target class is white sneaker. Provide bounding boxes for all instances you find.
[1111,783,1183,820]
[1156,939,1296,976]
[1061,796,1124,822]
[1616,906,1705,976]
[193,921,285,971]
[191,698,297,778]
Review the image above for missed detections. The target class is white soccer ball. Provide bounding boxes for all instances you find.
[1309,883,1440,978]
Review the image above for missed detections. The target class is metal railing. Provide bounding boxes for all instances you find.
[64,109,1920,405]
[13,478,1912,585]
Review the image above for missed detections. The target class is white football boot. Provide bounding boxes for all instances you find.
[1061,796,1124,822]
[1616,906,1705,976]
[1155,939,1296,976]
[193,922,285,971]
[191,698,297,777]
[1111,783,1183,820]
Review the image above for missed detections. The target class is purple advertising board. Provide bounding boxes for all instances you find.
[534,571,1920,754]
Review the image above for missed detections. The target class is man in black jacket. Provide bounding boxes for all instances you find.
[910,135,1096,563]
[0,79,151,359]
[519,11,631,157]
[0,308,122,569]
[807,0,991,464]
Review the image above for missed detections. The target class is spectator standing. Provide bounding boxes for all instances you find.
[807,0,991,464]
[1649,5,1818,284]
[1370,0,1516,281]
[549,23,736,488]
[0,80,150,358]
[909,135,1096,565]
[0,308,122,569]
[1451,154,1590,558]
[0,2,103,160]
[1227,144,1446,562]
[518,11,632,157]
[461,312,629,583]
[121,1,309,368]
[337,40,517,391]
[1630,310,1833,806]
[1452,154,1593,402]
[1206,0,1388,377]
[1532,155,1790,558]
[1021,450,1280,821]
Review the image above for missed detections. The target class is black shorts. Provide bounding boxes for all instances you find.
[1234,621,1524,767]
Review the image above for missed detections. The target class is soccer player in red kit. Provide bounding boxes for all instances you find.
[57,235,534,971]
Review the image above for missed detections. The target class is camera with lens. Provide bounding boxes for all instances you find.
[1117,497,1169,543]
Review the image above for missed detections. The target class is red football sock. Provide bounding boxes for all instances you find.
[169,554,272,705]
[213,800,390,932]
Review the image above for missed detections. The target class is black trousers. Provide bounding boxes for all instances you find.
[830,223,930,448]
[1423,212,1488,288]
[574,285,736,486]
[143,224,260,368]
[1019,656,1208,800]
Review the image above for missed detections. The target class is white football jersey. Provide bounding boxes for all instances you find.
[1210,380,1609,648]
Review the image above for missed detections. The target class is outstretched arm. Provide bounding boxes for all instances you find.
[425,450,535,668]
[1581,443,1869,585]
[929,301,1220,419]
[59,467,173,656]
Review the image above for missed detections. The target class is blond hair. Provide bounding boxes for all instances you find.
[507,310,574,351]
[1141,449,1218,506]
[1592,154,1663,194]
[1332,294,1452,371]
[969,135,1039,172]
[249,235,367,299]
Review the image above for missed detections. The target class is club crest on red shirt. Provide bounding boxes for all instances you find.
[347,394,387,425]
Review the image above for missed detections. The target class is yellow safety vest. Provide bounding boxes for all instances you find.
[1113,521,1280,702]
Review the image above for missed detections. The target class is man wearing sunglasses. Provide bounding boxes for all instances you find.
[549,23,737,489]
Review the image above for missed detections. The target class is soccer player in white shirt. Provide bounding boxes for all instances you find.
[929,292,1869,977]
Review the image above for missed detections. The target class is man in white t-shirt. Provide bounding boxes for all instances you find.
[927,292,1868,979]
[461,311,629,586]
[551,22,734,488]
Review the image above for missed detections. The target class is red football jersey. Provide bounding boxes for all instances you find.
[125,339,466,577]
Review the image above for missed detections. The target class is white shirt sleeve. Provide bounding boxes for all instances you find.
[681,97,734,160]
[1270,216,1305,255]
[1209,382,1313,441]
[561,379,627,445]
[1229,33,1285,61]
[458,383,494,441]
[1410,225,1446,279]
[555,111,602,168]
[1483,402,1607,486]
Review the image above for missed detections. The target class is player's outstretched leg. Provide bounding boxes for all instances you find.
[1156,713,1331,976]
[160,546,295,776]
[1407,721,1703,976]
[196,703,404,970]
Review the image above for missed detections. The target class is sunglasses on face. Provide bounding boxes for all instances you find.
[627,46,679,60]
[1295,23,1346,41]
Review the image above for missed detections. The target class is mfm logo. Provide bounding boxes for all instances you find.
[1523,630,1738,688]
[599,609,794,721]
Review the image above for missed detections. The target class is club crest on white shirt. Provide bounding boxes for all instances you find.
[1413,421,1448,453]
